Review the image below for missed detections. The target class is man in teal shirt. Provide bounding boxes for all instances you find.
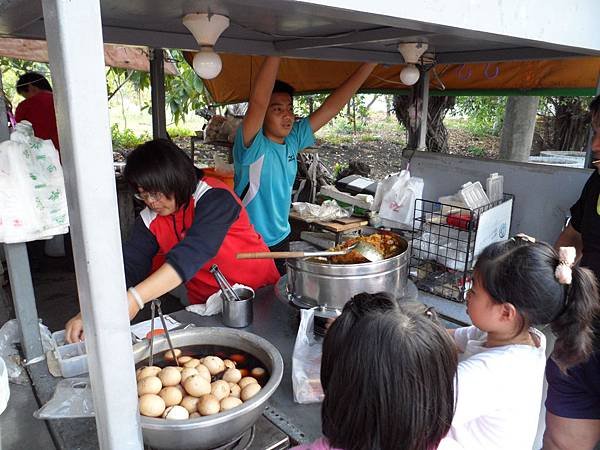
[234,57,376,274]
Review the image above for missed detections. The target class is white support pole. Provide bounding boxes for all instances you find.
[40,1,143,448]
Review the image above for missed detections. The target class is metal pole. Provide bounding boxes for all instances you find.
[585,73,600,168]
[0,74,45,363]
[150,48,168,139]
[417,68,430,150]
[40,0,143,448]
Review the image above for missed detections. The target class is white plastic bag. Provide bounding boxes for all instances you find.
[0,121,69,243]
[34,377,94,419]
[0,357,9,415]
[292,308,324,404]
[378,170,424,229]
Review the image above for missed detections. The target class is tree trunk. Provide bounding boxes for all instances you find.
[499,96,539,162]
[392,95,455,152]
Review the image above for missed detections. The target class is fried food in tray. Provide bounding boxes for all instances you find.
[329,233,403,264]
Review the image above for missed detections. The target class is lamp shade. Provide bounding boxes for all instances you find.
[192,47,222,79]
[182,13,230,47]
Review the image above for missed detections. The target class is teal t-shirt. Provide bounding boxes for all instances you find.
[233,118,315,246]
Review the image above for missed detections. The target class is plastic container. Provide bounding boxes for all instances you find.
[52,330,88,378]
[458,181,490,209]
[202,167,235,189]
[438,195,468,216]
[486,173,504,203]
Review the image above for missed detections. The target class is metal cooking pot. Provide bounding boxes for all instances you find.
[286,235,410,311]
[132,328,283,450]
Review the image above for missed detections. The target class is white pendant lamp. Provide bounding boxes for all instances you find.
[397,42,428,86]
[183,13,230,79]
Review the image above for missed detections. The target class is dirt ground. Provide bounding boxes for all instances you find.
[115,126,501,182]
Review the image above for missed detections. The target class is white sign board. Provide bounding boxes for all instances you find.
[474,198,513,257]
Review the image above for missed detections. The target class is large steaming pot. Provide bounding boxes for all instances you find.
[286,234,410,311]
[132,328,283,450]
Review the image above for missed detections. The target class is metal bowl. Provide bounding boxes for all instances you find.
[132,327,284,450]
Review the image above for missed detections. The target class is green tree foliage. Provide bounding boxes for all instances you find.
[454,96,507,136]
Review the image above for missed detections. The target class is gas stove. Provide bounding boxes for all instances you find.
[146,415,290,450]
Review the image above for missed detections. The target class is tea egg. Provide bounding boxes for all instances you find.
[183,374,211,397]
[137,366,161,381]
[183,358,201,368]
[180,396,200,414]
[159,386,183,407]
[177,356,193,364]
[241,382,261,401]
[251,367,266,378]
[229,383,241,399]
[238,377,258,389]
[203,356,225,375]
[223,359,236,369]
[222,368,242,384]
[229,354,246,364]
[162,405,189,420]
[137,376,162,396]
[195,364,212,382]
[158,366,182,387]
[180,367,198,383]
[220,396,243,412]
[210,380,230,401]
[189,412,201,418]
[239,368,250,378]
[197,394,220,416]
[164,349,182,361]
[139,394,166,417]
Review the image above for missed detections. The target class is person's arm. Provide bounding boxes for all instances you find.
[308,62,376,133]
[555,224,583,262]
[241,56,281,147]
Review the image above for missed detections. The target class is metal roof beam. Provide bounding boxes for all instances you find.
[436,47,584,64]
[274,27,433,52]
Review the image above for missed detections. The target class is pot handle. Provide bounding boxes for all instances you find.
[237,251,309,259]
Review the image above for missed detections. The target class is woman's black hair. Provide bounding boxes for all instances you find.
[272,80,295,98]
[123,138,198,209]
[475,238,600,370]
[591,95,600,128]
[16,72,52,95]
[321,292,457,450]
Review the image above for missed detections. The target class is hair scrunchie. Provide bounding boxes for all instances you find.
[555,247,576,285]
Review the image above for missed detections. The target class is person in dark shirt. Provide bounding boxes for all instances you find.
[15,72,60,155]
[544,95,600,450]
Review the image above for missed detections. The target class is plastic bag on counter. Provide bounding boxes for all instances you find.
[292,200,351,223]
[292,308,324,404]
[34,377,95,419]
[0,357,9,415]
[377,170,424,229]
[0,319,54,383]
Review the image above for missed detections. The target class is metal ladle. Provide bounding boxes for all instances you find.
[147,298,179,367]
[236,241,383,262]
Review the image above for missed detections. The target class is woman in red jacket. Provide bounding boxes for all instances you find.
[65,139,279,343]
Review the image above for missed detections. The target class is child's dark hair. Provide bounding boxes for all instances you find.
[123,138,198,208]
[16,72,52,95]
[475,238,600,370]
[273,80,295,98]
[321,292,457,450]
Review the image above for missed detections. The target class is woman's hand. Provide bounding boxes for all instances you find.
[65,312,84,343]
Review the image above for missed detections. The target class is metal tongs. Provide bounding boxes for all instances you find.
[236,241,383,262]
[147,299,179,367]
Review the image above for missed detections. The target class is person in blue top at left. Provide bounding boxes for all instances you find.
[233,56,377,274]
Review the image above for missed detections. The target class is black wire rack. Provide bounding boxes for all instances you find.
[409,194,513,302]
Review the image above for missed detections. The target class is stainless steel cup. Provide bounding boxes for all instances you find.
[222,287,254,328]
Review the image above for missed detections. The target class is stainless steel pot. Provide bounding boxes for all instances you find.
[132,328,283,450]
[286,235,410,311]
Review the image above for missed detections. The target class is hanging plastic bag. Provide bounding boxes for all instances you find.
[292,308,324,404]
[378,170,424,229]
[0,121,69,243]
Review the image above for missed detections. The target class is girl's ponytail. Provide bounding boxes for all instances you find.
[551,265,600,371]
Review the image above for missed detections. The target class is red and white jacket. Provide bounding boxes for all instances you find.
[123,176,279,304]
